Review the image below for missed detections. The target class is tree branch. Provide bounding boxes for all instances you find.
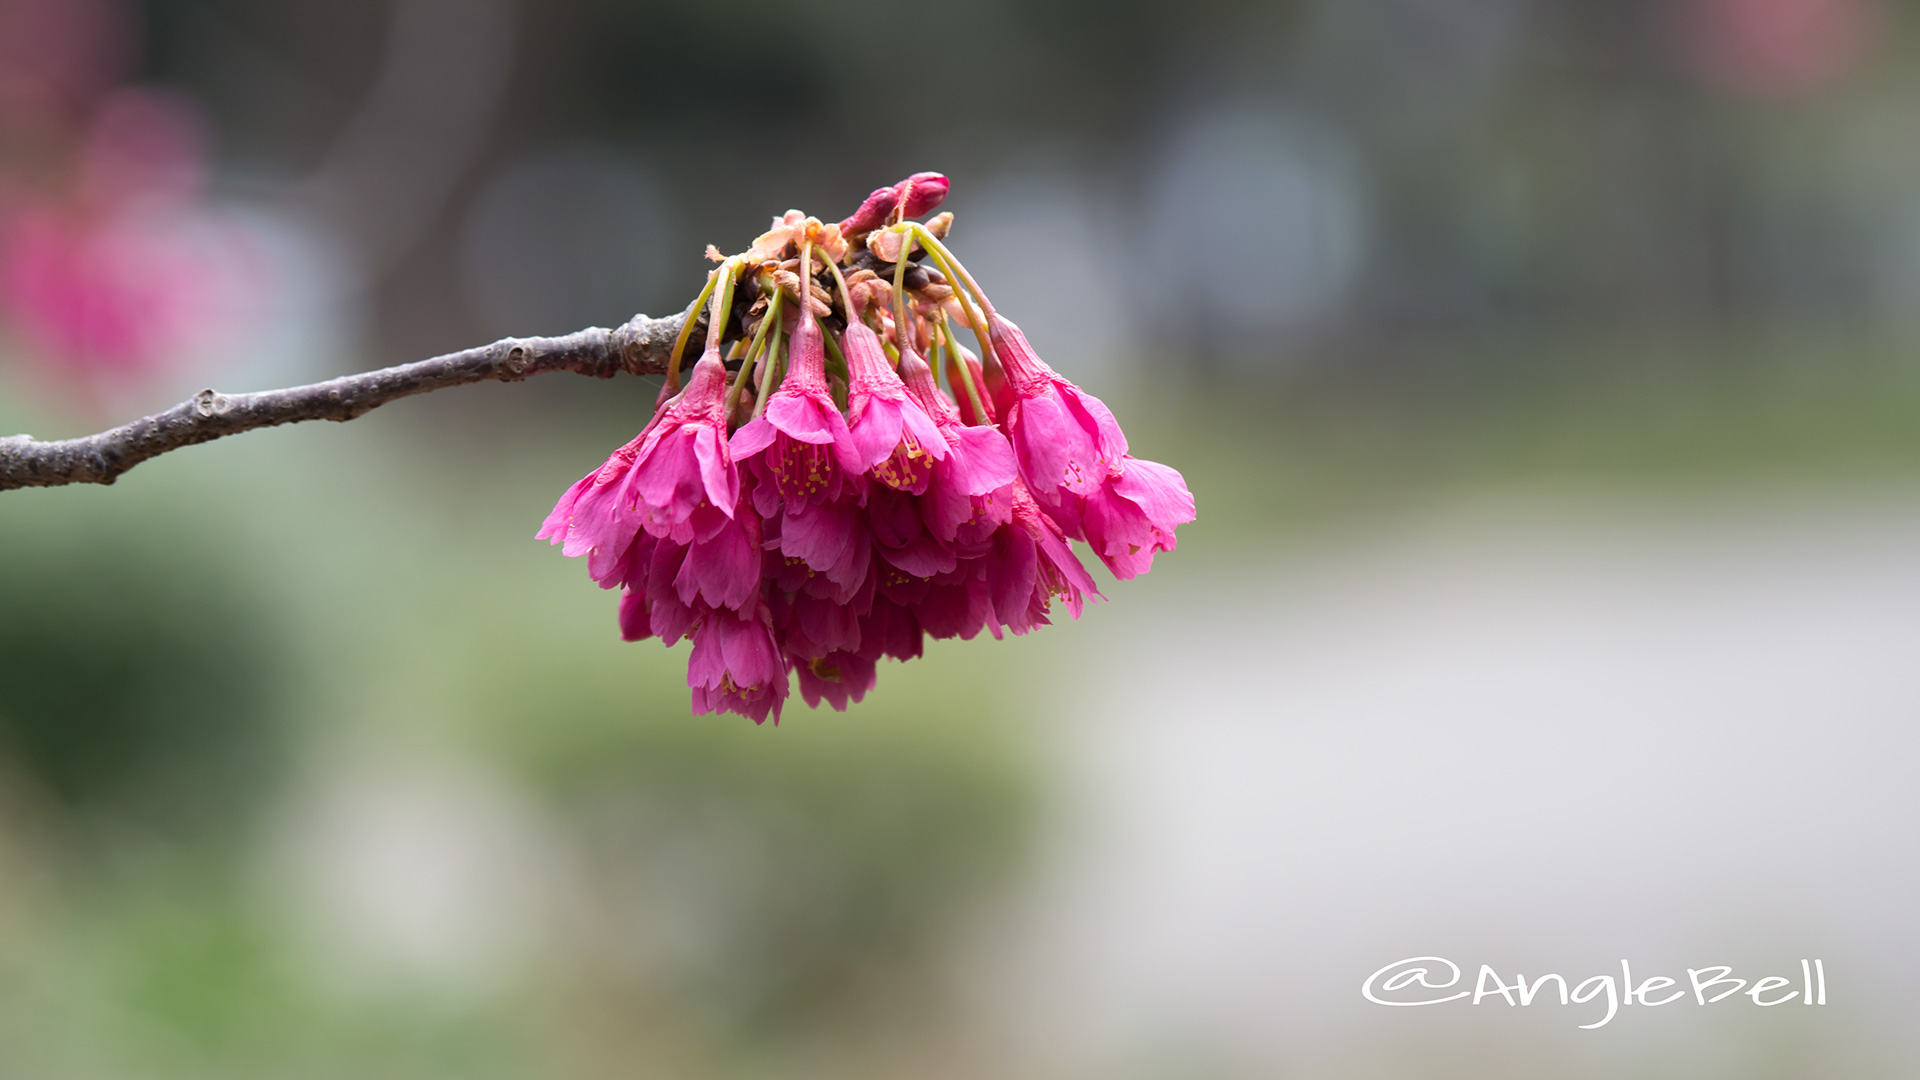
[0,311,688,491]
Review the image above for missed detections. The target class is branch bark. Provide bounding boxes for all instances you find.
[0,311,688,491]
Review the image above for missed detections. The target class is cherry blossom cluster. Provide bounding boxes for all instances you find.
[540,173,1194,723]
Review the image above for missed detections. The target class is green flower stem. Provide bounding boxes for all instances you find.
[725,280,781,415]
[666,262,727,395]
[940,316,990,424]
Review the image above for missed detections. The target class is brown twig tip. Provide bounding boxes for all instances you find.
[0,310,689,492]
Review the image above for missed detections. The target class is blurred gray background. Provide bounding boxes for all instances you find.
[2,1,1918,1076]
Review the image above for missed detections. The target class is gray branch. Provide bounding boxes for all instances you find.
[1,311,688,491]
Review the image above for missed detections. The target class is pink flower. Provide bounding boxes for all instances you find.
[674,496,762,613]
[0,77,246,396]
[626,346,739,539]
[859,596,925,662]
[897,347,1017,543]
[0,202,227,379]
[776,587,866,661]
[772,499,873,600]
[731,299,860,503]
[618,585,654,643]
[794,651,878,711]
[637,538,701,644]
[868,482,957,579]
[912,565,994,642]
[537,430,649,585]
[1079,456,1196,580]
[843,322,948,489]
[539,348,749,601]
[987,313,1127,503]
[688,606,790,725]
[988,481,1103,635]
[984,311,1195,577]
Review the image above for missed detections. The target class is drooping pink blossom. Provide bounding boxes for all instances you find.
[1079,456,1196,580]
[867,482,958,579]
[898,345,1017,543]
[794,650,878,711]
[859,596,925,663]
[542,343,753,597]
[988,481,1103,635]
[625,345,738,539]
[987,313,1127,504]
[618,584,654,643]
[984,311,1194,574]
[537,430,650,586]
[912,563,994,642]
[773,498,872,599]
[731,297,861,503]
[687,605,790,725]
[842,321,948,488]
[673,497,762,613]
[777,587,865,661]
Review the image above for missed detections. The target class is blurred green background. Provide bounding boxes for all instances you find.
[4,1,1920,1077]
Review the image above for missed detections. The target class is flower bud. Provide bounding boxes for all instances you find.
[837,172,950,237]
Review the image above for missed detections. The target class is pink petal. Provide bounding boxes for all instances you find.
[949,425,1017,496]
[766,392,839,444]
[730,415,777,458]
[1012,391,1103,498]
[848,395,905,472]
[718,613,786,690]
[900,399,950,461]
[693,428,738,515]
[987,527,1039,631]
[618,589,654,642]
[880,533,958,579]
[1112,456,1196,530]
[780,501,853,571]
[537,472,594,543]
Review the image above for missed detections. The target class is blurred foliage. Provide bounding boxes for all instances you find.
[465,582,1035,1047]
[1132,329,1920,548]
[0,878,533,1079]
[0,508,289,837]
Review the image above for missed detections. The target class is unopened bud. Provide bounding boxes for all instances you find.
[898,172,949,219]
[837,172,951,236]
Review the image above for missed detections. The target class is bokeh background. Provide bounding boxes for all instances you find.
[3,0,1919,1076]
